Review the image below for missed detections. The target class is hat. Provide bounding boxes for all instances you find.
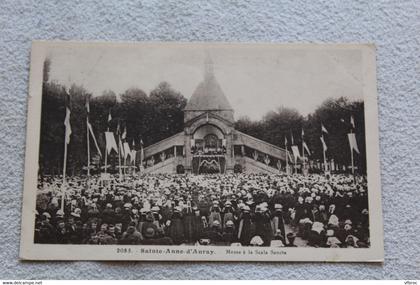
[71,208,81,218]
[242,206,250,212]
[274,204,283,210]
[250,236,264,246]
[106,203,112,208]
[286,233,296,239]
[212,220,220,227]
[326,229,335,237]
[225,201,232,206]
[42,212,51,219]
[344,219,352,225]
[311,222,324,234]
[151,206,160,212]
[328,214,339,227]
[56,209,65,217]
[225,220,234,227]
[270,240,285,247]
[123,203,132,208]
[140,208,148,214]
[230,242,242,247]
[326,237,341,246]
[144,227,155,239]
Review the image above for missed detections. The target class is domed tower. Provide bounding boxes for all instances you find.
[184,55,234,123]
[183,55,235,174]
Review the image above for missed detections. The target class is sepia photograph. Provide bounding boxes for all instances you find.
[20,42,383,261]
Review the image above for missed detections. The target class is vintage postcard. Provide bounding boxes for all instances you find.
[20,41,383,261]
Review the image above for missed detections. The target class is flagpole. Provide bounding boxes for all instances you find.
[322,135,327,174]
[104,143,108,174]
[350,145,354,176]
[285,138,288,175]
[301,129,305,173]
[86,117,90,179]
[61,137,68,212]
[124,154,127,177]
[104,111,111,174]
[61,92,71,212]
[118,134,122,182]
[133,150,136,176]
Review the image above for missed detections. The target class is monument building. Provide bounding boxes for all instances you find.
[141,58,288,174]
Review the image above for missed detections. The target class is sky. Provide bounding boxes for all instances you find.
[47,42,364,120]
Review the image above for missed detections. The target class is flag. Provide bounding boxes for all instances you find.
[116,121,121,136]
[64,93,72,144]
[130,140,136,163]
[131,150,136,163]
[122,127,127,140]
[140,138,144,163]
[105,132,118,154]
[284,136,288,146]
[320,135,327,151]
[303,141,311,155]
[287,150,292,161]
[350,116,355,128]
[87,121,102,157]
[348,133,360,154]
[119,139,125,158]
[301,129,304,137]
[321,124,328,134]
[291,145,301,162]
[108,111,112,123]
[85,96,90,114]
[290,131,294,145]
[123,142,131,159]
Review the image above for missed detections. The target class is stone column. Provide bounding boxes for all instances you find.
[225,132,234,173]
[184,132,192,173]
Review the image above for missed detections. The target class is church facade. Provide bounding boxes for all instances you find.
[141,59,288,175]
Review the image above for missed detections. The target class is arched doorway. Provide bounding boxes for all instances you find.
[191,123,227,174]
[191,124,225,155]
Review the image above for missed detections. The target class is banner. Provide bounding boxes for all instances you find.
[130,149,136,163]
[291,145,301,162]
[320,135,327,151]
[303,141,311,155]
[105,132,118,154]
[123,142,131,159]
[64,94,72,144]
[119,139,125,158]
[321,124,328,134]
[348,133,360,154]
[87,122,102,157]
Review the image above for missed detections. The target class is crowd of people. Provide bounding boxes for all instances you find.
[34,172,370,248]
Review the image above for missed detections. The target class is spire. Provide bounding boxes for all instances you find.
[184,54,233,112]
[204,52,214,80]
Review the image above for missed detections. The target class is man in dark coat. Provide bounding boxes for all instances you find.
[271,204,286,240]
[237,206,254,246]
[254,204,273,246]
[167,207,185,245]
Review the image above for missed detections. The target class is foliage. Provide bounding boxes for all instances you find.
[39,80,186,175]
[235,99,366,173]
[39,58,365,175]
